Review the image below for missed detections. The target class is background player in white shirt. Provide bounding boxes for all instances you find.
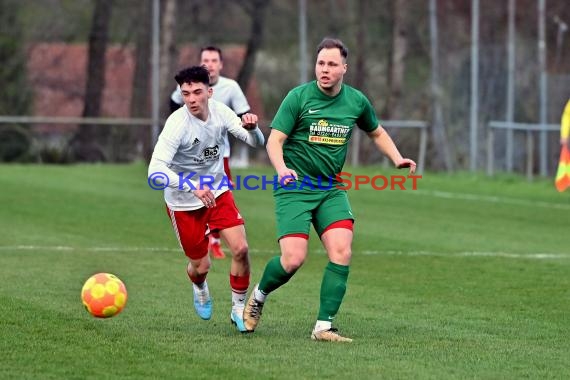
[150,66,264,332]
[170,46,251,260]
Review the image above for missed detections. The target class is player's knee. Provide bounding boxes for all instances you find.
[198,261,211,274]
[230,241,249,261]
[189,256,211,274]
[328,248,352,265]
[282,254,305,272]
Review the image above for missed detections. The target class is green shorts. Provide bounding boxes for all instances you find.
[274,188,354,239]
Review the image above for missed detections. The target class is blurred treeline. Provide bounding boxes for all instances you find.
[0,0,569,172]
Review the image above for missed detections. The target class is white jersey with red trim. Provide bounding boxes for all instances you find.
[171,76,250,158]
[148,98,263,211]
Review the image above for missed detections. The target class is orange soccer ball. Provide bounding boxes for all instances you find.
[81,273,128,318]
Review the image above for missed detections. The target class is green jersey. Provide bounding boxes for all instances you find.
[271,81,378,190]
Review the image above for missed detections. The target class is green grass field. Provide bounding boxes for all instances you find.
[0,163,568,379]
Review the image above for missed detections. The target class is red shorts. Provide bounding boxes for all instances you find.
[166,191,244,260]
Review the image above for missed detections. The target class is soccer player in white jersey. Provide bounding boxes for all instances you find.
[170,46,251,260]
[150,66,265,332]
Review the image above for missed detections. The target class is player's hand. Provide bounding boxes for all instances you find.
[396,158,417,174]
[241,113,258,131]
[277,168,298,186]
[193,185,216,208]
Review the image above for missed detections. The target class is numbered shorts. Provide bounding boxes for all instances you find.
[166,191,244,260]
[274,188,354,239]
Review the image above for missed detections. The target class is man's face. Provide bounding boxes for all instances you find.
[315,48,347,91]
[180,81,212,120]
[200,50,223,85]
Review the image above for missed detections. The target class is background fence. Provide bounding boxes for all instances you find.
[0,0,568,176]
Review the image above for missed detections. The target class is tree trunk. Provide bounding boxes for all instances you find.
[385,0,408,120]
[236,0,270,165]
[236,0,271,95]
[159,0,178,121]
[70,0,113,162]
[131,1,152,119]
[129,0,152,161]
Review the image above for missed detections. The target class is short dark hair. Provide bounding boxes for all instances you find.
[199,45,223,61]
[174,66,210,86]
[316,37,348,60]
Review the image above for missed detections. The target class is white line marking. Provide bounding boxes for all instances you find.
[361,250,569,260]
[410,189,570,210]
[0,245,567,260]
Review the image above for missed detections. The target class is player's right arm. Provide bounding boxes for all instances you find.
[266,129,297,185]
[267,91,300,185]
[148,117,199,192]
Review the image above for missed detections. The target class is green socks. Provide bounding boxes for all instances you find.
[258,257,349,323]
[317,262,349,322]
[258,256,295,294]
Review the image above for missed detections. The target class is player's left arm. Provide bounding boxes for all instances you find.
[367,125,417,174]
[236,110,251,119]
[227,112,265,147]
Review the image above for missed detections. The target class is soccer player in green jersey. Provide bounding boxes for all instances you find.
[243,37,417,342]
